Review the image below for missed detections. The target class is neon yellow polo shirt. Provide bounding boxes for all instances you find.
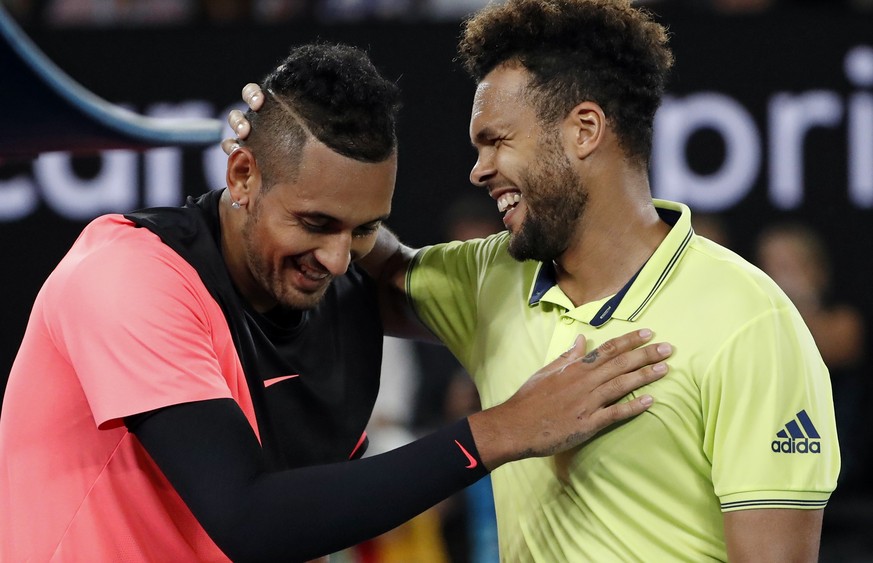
[407,199,840,562]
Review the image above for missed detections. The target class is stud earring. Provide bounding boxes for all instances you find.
[231,200,241,209]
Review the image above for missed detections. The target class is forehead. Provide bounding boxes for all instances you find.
[470,65,537,136]
[269,139,396,219]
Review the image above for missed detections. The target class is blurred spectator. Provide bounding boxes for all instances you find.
[709,0,775,12]
[1,0,317,25]
[420,0,488,21]
[197,0,253,22]
[32,0,195,26]
[755,223,869,492]
[315,0,418,22]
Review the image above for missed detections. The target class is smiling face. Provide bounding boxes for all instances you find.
[469,64,588,263]
[229,140,396,312]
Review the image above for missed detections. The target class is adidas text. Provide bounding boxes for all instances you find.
[771,438,821,454]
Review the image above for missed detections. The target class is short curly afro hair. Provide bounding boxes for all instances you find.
[458,0,673,165]
[243,43,401,190]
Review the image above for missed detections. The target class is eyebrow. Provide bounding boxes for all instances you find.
[296,210,391,227]
[471,125,503,147]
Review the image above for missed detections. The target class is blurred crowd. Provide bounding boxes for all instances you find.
[3,0,873,26]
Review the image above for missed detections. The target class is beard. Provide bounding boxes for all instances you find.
[242,198,327,311]
[507,139,588,263]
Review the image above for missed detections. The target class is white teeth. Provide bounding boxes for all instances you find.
[299,262,329,281]
[497,192,522,213]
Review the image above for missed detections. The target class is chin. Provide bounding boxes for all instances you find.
[277,288,328,310]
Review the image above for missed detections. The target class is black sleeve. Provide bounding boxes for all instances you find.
[125,398,488,563]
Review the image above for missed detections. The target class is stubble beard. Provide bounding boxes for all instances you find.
[507,142,588,263]
[242,199,327,311]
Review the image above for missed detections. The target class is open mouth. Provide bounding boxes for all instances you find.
[497,191,521,214]
[287,257,330,292]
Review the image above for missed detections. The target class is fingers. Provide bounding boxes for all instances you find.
[547,328,652,369]
[219,83,263,155]
[597,391,657,426]
[548,329,671,408]
[220,137,239,156]
[221,108,252,156]
[582,328,654,365]
[227,108,250,139]
[593,352,669,407]
[242,83,264,110]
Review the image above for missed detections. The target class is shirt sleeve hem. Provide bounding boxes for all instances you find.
[719,490,831,512]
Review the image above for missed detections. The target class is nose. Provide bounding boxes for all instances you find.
[469,148,496,187]
[314,232,352,277]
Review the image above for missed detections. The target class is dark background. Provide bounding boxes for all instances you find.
[1,6,872,557]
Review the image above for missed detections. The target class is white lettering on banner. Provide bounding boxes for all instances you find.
[0,100,229,222]
[0,174,40,221]
[768,91,842,208]
[35,151,138,220]
[652,44,873,211]
[653,92,760,211]
[143,101,215,207]
[2,44,873,222]
[846,45,873,207]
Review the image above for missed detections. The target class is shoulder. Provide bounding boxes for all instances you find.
[683,235,793,315]
[415,231,512,268]
[47,214,210,314]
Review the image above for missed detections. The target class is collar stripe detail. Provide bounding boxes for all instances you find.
[590,264,645,327]
[627,227,693,322]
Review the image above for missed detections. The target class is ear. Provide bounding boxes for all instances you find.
[225,147,261,207]
[563,101,606,160]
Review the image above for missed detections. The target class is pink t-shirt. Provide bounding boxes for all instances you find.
[0,215,257,561]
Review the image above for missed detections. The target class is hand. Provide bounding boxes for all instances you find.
[469,329,671,471]
[220,83,264,155]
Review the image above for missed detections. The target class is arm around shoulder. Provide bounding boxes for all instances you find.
[359,226,435,340]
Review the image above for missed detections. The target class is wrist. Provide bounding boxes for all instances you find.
[468,407,520,471]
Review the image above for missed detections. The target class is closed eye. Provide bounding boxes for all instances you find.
[353,223,381,239]
[301,219,330,234]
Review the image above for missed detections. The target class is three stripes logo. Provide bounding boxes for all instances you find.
[771,410,821,454]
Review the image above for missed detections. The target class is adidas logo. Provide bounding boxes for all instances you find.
[771,410,821,454]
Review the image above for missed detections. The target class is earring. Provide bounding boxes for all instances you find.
[231,200,241,209]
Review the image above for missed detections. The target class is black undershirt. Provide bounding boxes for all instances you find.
[126,400,487,562]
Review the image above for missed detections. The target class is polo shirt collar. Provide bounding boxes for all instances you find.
[527,199,694,327]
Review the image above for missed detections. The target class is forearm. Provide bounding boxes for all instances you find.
[129,399,487,562]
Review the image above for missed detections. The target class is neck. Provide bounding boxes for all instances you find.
[554,171,670,308]
[218,189,274,313]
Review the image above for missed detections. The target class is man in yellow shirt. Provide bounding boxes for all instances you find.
[230,2,840,559]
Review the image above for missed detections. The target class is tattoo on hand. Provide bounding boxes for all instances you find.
[582,349,600,364]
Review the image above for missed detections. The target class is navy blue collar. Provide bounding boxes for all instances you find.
[528,260,646,326]
[527,206,682,327]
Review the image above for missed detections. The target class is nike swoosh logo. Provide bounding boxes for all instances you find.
[454,440,478,469]
[263,374,299,388]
